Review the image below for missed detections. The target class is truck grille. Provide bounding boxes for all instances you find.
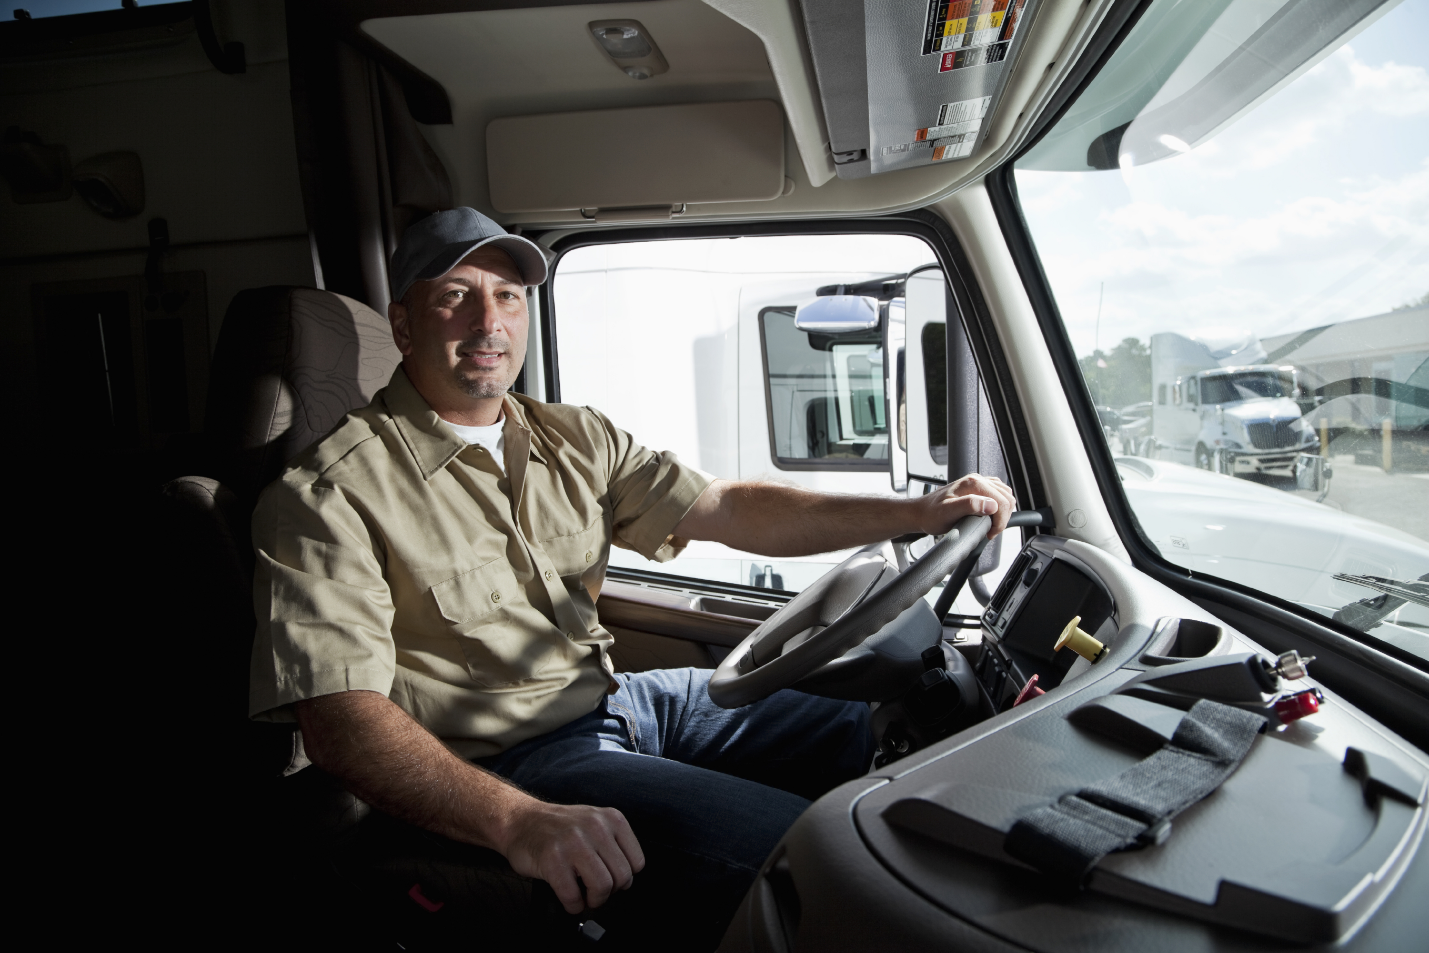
[1247,420,1300,449]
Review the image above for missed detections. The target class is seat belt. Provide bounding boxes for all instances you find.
[1004,698,1267,884]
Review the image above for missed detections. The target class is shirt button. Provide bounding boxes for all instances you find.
[544,570,554,581]
[584,551,593,563]
[490,591,502,603]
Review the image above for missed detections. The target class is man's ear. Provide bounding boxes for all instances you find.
[388,297,413,356]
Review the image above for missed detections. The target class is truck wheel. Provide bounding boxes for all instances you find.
[1195,444,1213,470]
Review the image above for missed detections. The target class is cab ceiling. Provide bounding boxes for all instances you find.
[362,0,1114,227]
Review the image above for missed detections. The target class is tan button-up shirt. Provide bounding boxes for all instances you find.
[249,366,712,758]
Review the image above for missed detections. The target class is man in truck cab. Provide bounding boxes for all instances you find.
[249,207,1015,944]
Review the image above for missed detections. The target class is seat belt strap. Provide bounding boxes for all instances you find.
[1004,698,1266,884]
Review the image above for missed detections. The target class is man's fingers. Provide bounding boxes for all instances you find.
[590,835,634,897]
[547,863,587,915]
[517,806,643,912]
[987,482,1014,539]
[573,851,617,909]
[611,812,646,875]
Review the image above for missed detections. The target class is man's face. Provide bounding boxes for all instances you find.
[390,247,528,417]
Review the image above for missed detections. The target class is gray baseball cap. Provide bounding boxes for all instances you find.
[389,207,549,303]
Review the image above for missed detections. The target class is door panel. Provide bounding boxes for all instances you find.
[597,577,780,672]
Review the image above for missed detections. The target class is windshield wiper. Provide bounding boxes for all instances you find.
[1332,573,1429,632]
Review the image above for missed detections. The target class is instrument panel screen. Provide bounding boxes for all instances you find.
[1001,558,1112,666]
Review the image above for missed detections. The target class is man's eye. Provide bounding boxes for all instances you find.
[444,290,465,299]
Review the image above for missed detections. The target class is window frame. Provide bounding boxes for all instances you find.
[532,214,1050,566]
[984,0,1429,742]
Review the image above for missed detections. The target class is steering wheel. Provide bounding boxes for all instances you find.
[707,514,992,709]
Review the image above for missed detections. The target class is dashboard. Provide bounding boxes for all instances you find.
[721,536,1429,953]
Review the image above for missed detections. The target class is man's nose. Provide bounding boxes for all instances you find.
[466,294,503,333]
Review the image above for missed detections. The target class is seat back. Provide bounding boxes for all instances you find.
[159,287,399,779]
[204,286,401,503]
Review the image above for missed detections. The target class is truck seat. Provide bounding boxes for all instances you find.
[156,287,573,948]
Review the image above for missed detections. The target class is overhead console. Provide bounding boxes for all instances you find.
[801,0,1041,178]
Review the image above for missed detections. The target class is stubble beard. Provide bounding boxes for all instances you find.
[453,334,512,399]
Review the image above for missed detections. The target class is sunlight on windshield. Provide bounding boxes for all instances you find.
[1016,0,1429,659]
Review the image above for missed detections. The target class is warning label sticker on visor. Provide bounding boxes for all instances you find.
[915,95,991,158]
[922,0,1026,60]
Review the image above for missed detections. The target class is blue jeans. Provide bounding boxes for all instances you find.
[477,667,873,949]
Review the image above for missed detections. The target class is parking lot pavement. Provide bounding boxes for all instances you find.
[1295,455,1429,543]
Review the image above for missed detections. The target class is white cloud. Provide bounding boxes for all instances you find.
[1350,51,1429,116]
[1018,17,1429,359]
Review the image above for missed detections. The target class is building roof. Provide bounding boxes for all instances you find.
[1262,307,1429,366]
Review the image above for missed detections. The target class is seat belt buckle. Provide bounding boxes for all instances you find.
[1133,816,1173,849]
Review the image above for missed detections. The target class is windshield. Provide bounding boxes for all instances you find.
[1015,0,1429,661]
[1201,371,1296,403]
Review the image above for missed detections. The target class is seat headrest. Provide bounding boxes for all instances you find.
[205,287,401,501]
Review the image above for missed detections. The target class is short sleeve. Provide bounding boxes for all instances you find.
[249,478,398,720]
[586,407,714,563]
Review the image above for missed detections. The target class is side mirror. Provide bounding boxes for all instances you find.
[902,268,949,483]
[794,294,880,333]
[884,299,908,492]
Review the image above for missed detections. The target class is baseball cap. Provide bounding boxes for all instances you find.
[389,207,549,303]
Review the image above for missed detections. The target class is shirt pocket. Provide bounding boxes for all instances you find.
[430,558,543,688]
[539,515,610,589]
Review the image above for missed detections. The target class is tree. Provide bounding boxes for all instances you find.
[1392,290,1428,311]
[1079,337,1151,409]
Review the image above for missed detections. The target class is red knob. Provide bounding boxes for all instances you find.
[1274,688,1323,723]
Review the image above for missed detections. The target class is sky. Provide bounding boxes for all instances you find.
[1015,0,1429,359]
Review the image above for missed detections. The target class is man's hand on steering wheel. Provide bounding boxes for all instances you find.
[915,473,1017,541]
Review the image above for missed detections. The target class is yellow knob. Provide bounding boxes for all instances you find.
[1054,615,1106,663]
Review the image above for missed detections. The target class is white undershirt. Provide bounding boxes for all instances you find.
[445,417,506,473]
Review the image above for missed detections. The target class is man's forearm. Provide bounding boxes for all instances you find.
[673,475,1014,556]
[295,690,645,914]
[295,689,525,850]
[678,481,924,557]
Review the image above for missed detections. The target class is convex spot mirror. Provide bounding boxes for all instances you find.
[795,295,880,333]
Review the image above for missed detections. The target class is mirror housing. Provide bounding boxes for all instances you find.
[795,294,880,333]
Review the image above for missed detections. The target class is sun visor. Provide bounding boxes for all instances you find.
[801,0,1041,179]
[486,100,785,214]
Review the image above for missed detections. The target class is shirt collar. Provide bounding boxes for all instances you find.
[383,365,542,481]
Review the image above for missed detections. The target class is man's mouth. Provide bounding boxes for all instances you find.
[457,343,508,369]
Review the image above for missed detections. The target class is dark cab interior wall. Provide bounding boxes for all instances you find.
[286,0,455,313]
[0,0,310,454]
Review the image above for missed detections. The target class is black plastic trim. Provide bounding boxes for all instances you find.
[194,0,244,74]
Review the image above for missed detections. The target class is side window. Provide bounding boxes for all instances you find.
[551,234,937,593]
[759,307,888,470]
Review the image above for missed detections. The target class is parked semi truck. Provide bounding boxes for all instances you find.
[1147,330,1328,491]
